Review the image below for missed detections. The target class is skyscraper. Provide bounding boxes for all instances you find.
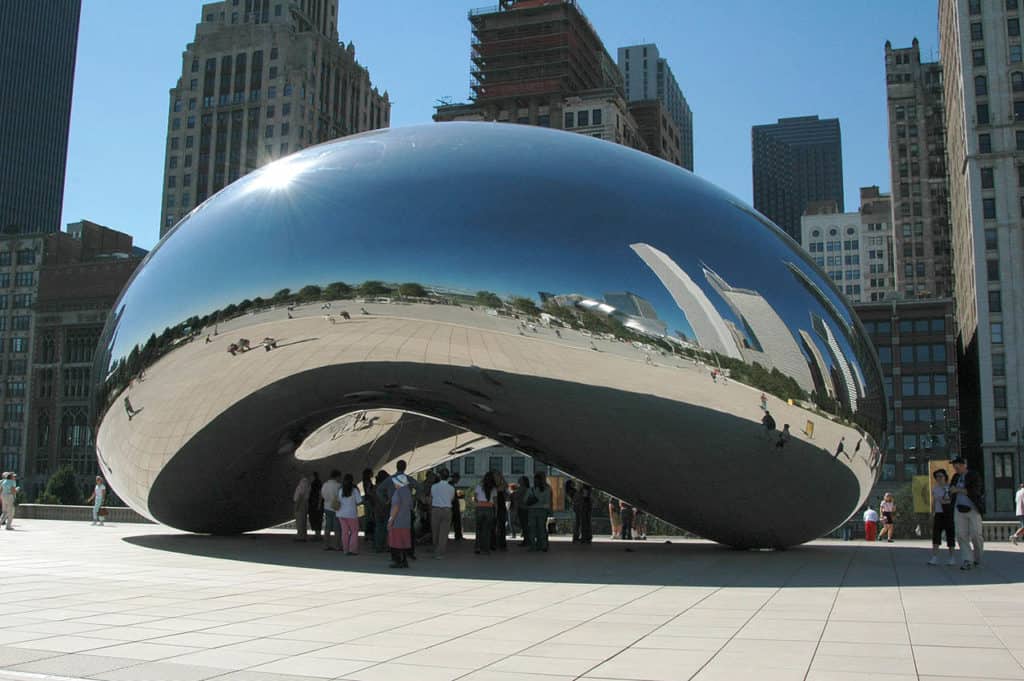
[617,44,694,170]
[160,0,390,237]
[940,0,1024,516]
[884,39,952,299]
[0,0,81,235]
[752,116,844,244]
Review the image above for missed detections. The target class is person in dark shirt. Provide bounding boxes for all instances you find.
[307,472,323,541]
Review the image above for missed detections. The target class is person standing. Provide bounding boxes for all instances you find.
[493,471,509,551]
[761,410,776,440]
[511,476,530,546]
[429,468,455,558]
[565,480,579,542]
[337,473,362,555]
[86,476,107,526]
[576,483,593,543]
[292,474,310,541]
[474,472,497,555]
[1013,483,1024,546]
[320,470,342,551]
[608,497,621,539]
[928,469,956,565]
[373,470,390,552]
[308,472,323,541]
[361,469,376,542]
[878,492,896,542]
[387,476,414,569]
[526,472,551,552]
[634,507,646,540]
[950,456,985,570]
[450,472,464,542]
[0,473,19,530]
[863,505,879,542]
[619,501,634,540]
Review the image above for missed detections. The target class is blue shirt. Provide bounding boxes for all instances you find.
[0,479,17,496]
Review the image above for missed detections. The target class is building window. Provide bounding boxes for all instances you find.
[1013,44,1023,63]
[977,103,990,124]
[12,294,31,308]
[980,133,992,153]
[577,110,589,126]
[983,197,996,218]
[1011,17,1021,37]
[592,109,602,125]
[981,167,995,188]
[971,22,984,40]
[996,418,1009,440]
[1016,100,1024,121]
[987,259,1000,281]
[564,112,574,128]
[975,75,988,96]
[970,0,982,13]
[510,456,525,475]
[463,457,475,475]
[993,352,1006,376]
[973,48,986,66]
[991,321,1004,343]
[14,272,32,288]
[994,385,1007,409]
[989,289,1002,312]
[1011,0,1020,10]
[901,376,915,397]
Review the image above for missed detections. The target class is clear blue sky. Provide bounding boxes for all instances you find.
[61,0,938,250]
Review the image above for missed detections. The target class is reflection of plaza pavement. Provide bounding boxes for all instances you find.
[0,520,1022,681]
[101,302,873,542]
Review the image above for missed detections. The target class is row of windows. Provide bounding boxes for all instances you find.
[969,17,1021,42]
[901,407,947,424]
[448,454,530,477]
[0,273,34,288]
[0,251,36,267]
[862,318,945,335]
[564,109,603,129]
[0,295,33,310]
[876,344,947,364]
[810,227,857,238]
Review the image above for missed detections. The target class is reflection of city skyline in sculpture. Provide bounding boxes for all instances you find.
[702,265,814,393]
[630,243,742,359]
[799,328,836,400]
[812,313,859,412]
[92,123,884,549]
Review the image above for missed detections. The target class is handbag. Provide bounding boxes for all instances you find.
[98,507,109,517]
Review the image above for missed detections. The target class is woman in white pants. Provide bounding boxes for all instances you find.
[86,476,106,525]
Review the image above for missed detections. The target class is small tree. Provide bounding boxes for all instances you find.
[510,296,540,316]
[272,288,292,302]
[297,284,322,301]
[358,280,391,297]
[38,465,82,505]
[475,290,503,308]
[323,282,352,299]
[398,282,427,299]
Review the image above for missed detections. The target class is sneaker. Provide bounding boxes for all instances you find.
[927,556,938,566]
[960,561,972,571]
[946,557,957,566]
[973,561,981,569]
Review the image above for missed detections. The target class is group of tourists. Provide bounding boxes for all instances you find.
[863,456,991,571]
[292,462,569,568]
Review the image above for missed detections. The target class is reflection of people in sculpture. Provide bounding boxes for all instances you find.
[124,396,140,420]
[834,437,845,459]
[262,337,277,351]
[761,411,776,439]
[340,310,350,320]
[760,392,768,411]
[775,424,791,449]
[204,335,211,344]
[360,307,369,315]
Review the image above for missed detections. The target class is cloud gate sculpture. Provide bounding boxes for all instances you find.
[94,123,885,548]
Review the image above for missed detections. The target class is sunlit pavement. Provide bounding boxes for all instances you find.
[0,521,1021,681]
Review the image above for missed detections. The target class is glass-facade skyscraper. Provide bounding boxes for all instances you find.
[0,0,81,235]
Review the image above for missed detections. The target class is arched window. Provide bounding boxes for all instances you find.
[1012,71,1024,92]
[975,75,988,96]
[60,407,89,448]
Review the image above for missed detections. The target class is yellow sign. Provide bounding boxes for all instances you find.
[912,475,931,514]
[803,420,814,439]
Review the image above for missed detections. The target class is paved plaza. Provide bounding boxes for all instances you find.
[0,521,1021,680]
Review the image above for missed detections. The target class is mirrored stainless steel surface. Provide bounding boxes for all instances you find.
[94,122,886,548]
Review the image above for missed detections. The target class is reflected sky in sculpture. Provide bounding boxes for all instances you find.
[95,123,886,548]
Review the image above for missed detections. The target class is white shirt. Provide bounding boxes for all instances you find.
[430,481,455,508]
[321,479,341,511]
[863,508,878,523]
[337,488,363,519]
[1015,487,1024,516]
[94,484,106,503]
